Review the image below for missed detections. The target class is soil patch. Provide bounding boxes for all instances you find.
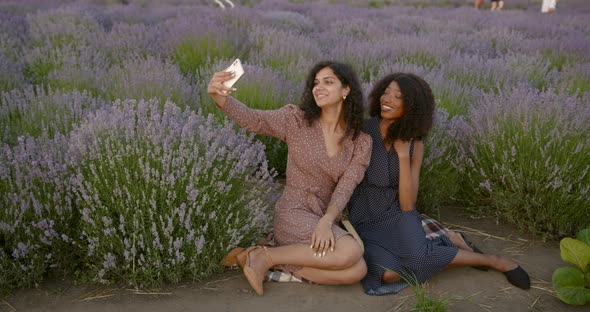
[2,207,586,312]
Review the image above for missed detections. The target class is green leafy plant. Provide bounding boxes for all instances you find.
[383,268,451,312]
[552,227,590,306]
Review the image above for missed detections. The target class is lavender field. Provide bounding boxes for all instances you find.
[0,0,589,291]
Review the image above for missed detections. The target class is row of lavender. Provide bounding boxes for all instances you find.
[1,0,589,290]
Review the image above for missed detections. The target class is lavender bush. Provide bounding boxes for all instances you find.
[456,86,590,238]
[1,0,589,291]
[0,86,107,146]
[100,55,199,110]
[417,108,462,215]
[67,99,279,286]
[0,134,75,291]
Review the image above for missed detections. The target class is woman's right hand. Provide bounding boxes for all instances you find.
[207,71,236,107]
[393,139,411,157]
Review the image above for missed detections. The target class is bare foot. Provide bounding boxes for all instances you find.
[493,255,518,272]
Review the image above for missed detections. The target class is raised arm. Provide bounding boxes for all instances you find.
[207,70,294,141]
[208,70,235,109]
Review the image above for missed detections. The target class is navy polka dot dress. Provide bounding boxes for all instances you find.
[347,117,458,295]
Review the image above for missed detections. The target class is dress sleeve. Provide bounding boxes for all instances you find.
[328,134,372,213]
[219,96,300,142]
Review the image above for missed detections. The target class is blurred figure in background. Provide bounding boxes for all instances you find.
[491,0,504,10]
[474,0,484,9]
[542,0,558,13]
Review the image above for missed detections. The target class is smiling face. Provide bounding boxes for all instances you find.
[380,81,405,122]
[312,67,350,109]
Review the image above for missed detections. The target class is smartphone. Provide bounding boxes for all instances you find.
[223,58,244,88]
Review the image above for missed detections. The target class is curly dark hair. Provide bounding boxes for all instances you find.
[368,73,435,143]
[299,61,364,140]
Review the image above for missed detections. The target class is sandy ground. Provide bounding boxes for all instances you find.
[2,207,588,312]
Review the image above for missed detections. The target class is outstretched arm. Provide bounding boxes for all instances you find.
[208,71,235,109]
[207,70,293,141]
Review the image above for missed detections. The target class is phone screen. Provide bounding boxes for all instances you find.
[223,59,244,88]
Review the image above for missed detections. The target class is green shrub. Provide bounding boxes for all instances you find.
[0,134,75,292]
[100,55,198,110]
[552,227,590,306]
[456,86,590,239]
[173,34,237,78]
[418,109,462,215]
[0,86,106,145]
[68,99,279,286]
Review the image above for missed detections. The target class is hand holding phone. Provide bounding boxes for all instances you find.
[223,58,244,88]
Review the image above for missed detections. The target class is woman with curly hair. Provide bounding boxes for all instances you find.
[347,73,531,295]
[208,61,371,295]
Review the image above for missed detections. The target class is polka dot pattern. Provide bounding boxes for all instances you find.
[222,97,372,272]
[347,117,458,296]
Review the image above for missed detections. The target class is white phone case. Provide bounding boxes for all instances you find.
[223,58,244,88]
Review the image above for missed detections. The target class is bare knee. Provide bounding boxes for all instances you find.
[332,238,363,269]
[340,259,367,284]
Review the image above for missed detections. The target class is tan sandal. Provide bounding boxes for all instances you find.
[242,246,273,295]
[219,247,246,267]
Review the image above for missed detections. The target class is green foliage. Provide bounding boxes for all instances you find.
[0,135,76,292]
[552,228,590,306]
[541,49,575,72]
[368,0,388,8]
[457,89,590,239]
[69,99,278,286]
[398,51,439,71]
[418,109,461,214]
[0,87,105,146]
[389,270,450,312]
[578,229,590,246]
[560,238,590,273]
[173,34,237,79]
[101,55,198,110]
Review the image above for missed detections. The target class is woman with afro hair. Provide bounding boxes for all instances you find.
[346,73,531,295]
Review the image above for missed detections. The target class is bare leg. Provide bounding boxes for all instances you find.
[295,258,367,285]
[498,0,504,10]
[474,0,484,9]
[445,230,474,252]
[382,269,402,283]
[245,235,364,285]
[446,249,517,272]
[491,2,498,10]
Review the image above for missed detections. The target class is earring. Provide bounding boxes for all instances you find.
[343,95,347,100]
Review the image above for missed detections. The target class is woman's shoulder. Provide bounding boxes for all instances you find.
[353,131,372,147]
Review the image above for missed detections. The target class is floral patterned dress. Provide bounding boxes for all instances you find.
[220,97,372,271]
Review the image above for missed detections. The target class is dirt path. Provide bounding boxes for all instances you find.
[2,207,586,312]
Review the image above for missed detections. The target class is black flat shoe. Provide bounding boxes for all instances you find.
[458,232,489,271]
[504,265,531,290]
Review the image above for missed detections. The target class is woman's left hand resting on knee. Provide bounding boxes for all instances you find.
[311,216,335,257]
